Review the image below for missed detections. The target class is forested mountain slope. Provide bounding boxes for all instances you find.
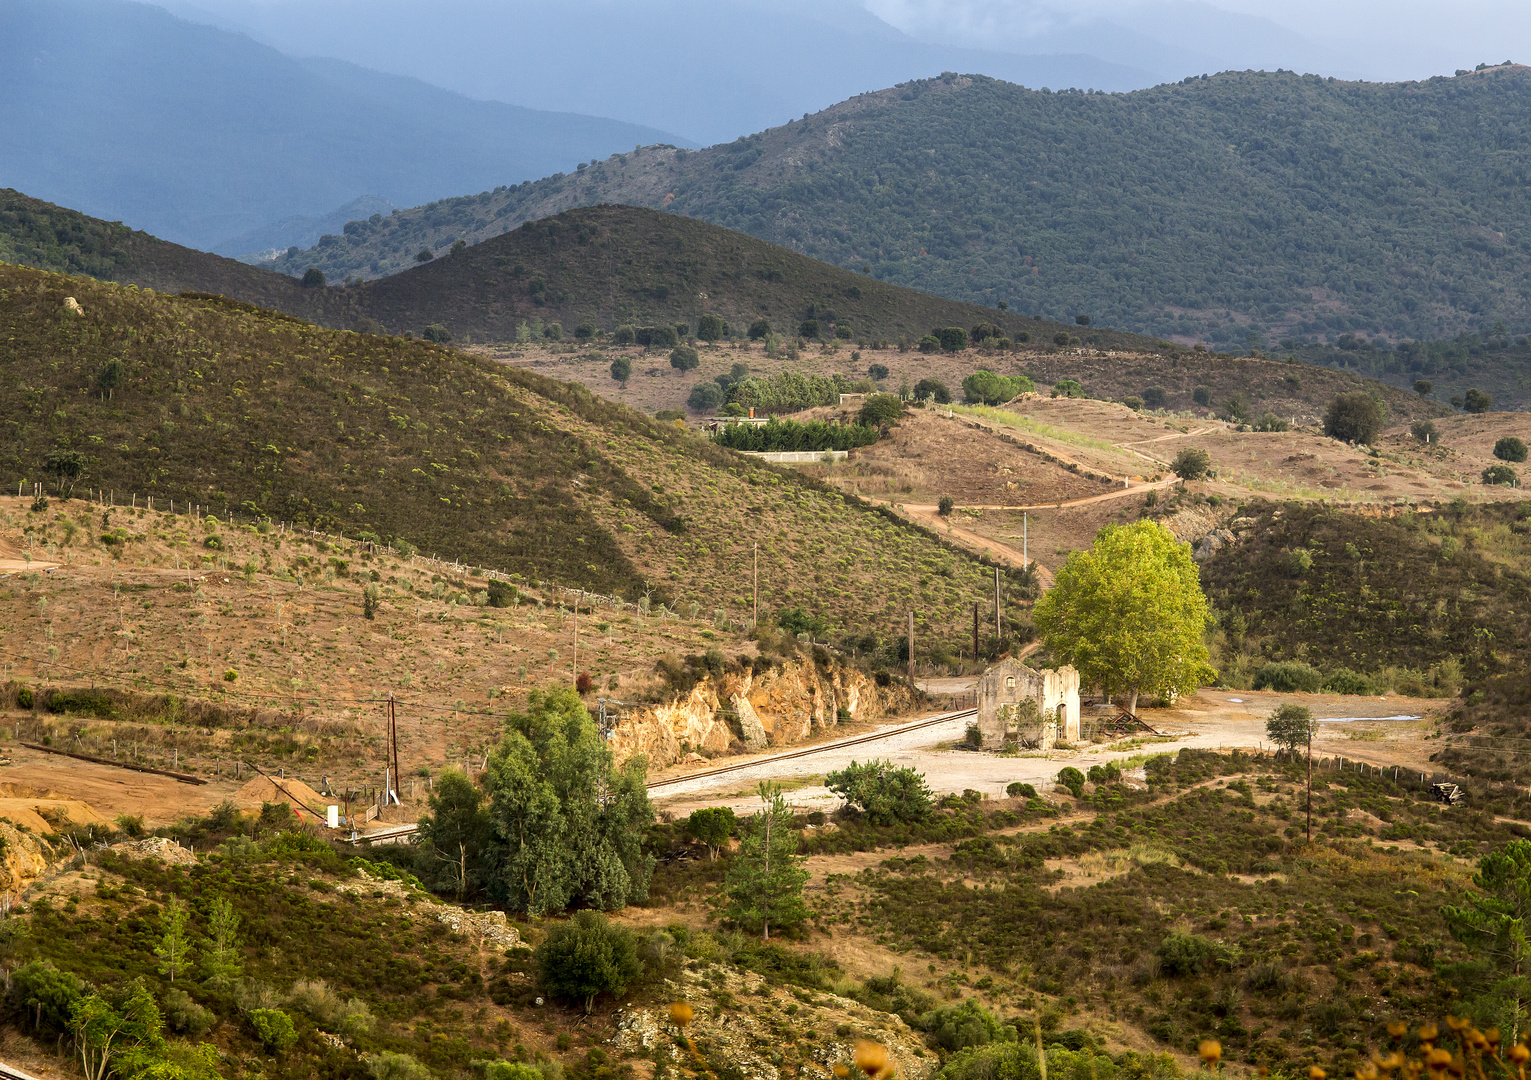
[268,66,1531,346]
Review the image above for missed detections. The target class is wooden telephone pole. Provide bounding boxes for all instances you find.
[995,566,1001,642]
[386,693,401,806]
[753,543,759,627]
[972,603,979,663]
[906,610,915,688]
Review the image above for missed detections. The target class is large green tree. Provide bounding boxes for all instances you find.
[724,783,809,940]
[1444,839,1531,1042]
[1033,520,1214,715]
[415,769,495,900]
[482,689,653,915]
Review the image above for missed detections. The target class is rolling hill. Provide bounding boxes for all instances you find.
[1,0,683,251]
[0,261,1034,647]
[267,66,1531,347]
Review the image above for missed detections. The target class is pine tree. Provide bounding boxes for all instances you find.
[203,896,243,980]
[154,896,193,982]
[725,783,809,940]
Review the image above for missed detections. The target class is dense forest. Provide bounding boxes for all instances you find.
[265,65,1531,347]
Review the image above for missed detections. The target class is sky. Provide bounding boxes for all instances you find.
[865,0,1531,82]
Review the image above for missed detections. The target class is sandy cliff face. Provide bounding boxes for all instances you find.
[0,822,57,900]
[609,657,914,768]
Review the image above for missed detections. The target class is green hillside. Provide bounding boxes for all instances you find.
[268,66,1531,347]
[0,262,1030,642]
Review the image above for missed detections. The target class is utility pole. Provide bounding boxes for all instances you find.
[1306,719,1313,844]
[572,596,578,684]
[995,566,1001,642]
[906,610,915,688]
[753,542,759,627]
[1023,513,1028,565]
[972,603,979,663]
[386,693,401,806]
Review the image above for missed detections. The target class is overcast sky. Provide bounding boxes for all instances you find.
[865,0,1531,81]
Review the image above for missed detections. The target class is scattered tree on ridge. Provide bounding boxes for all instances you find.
[1323,392,1387,444]
[825,759,932,825]
[533,911,640,1013]
[1443,839,1531,1043]
[685,806,736,861]
[609,355,632,388]
[1264,704,1314,757]
[724,783,809,940]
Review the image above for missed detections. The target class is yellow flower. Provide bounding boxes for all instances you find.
[1426,1049,1454,1070]
[1200,1041,1223,1066]
[1483,1028,1501,1048]
[855,1040,891,1078]
[1507,1044,1530,1065]
[1389,1023,1410,1040]
[1447,1017,1470,1033]
[834,1067,851,1079]
[669,1002,694,1028]
[1311,1067,1328,1080]
[1420,1025,1440,1043]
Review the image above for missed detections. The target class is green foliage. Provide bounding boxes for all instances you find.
[724,784,810,939]
[961,369,1033,405]
[858,393,906,429]
[729,369,872,413]
[913,378,950,404]
[1156,931,1238,975]
[1464,387,1494,413]
[300,268,325,288]
[1006,782,1037,798]
[248,1008,297,1053]
[711,417,879,453]
[825,760,933,826]
[1412,419,1439,442]
[776,608,827,636]
[202,896,243,980]
[1034,520,1214,712]
[153,896,193,982]
[937,495,954,516]
[748,318,772,339]
[868,363,890,380]
[1252,411,1290,432]
[1322,667,1378,695]
[686,381,725,412]
[685,807,736,861]
[696,313,728,341]
[1264,703,1314,755]
[1171,447,1211,481]
[1253,660,1324,693]
[1141,386,1167,409]
[1324,392,1388,443]
[1051,379,1085,399]
[481,689,653,914]
[1494,437,1528,463]
[11,959,89,1036]
[370,1053,433,1080]
[1415,379,1434,396]
[669,345,700,372]
[533,911,640,1012]
[938,327,969,353]
[161,989,213,1037]
[72,984,164,1080]
[1192,386,1212,407]
[1483,464,1519,487]
[1442,840,1531,1036]
[476,1062,544,1080]
[918,998,1014,1051]
[1056,767,1085,798]
[415,769,494,899]
[422,323,451,343]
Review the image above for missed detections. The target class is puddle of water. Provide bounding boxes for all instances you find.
[1316,715,1423,723]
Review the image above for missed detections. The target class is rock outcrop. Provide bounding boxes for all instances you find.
[0,821,57,899]
[610,657,914,769]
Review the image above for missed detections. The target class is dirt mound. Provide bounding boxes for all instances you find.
[231,775,332,821]
[110,837,198,866]
[0,795,110,835]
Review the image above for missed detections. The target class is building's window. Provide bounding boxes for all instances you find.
[1005,676,1016,689]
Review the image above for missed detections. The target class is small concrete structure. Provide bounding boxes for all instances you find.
[975,658,1080,749]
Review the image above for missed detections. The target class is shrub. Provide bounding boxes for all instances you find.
[10,960,88,1036]
[1414,379,1433,396]
[1252,660,1324,692]
[696,314,728,341]
[1494,437,1528,463]
[859,394,905,430]
[1053,332,1072,346]
[1464,387,1493,413]
[962,370,1033,405]
[1288,548,1313,575]
[1482,464,1518,487]
[423,323,452,343]
[868,363,890,381]
[534,911,640,1012]
[1051,378,1084,398]
[685,807,736,860]
[937,327,969,353]
[573,323,596,341]
[1141,386,1167,409]
[1122,396,1144,411]
[913,378,950,404]
[1192,386,1212,407]
[609,356,632,386]
[1006,782,1037,798]
[1324,667,1378,695]
[825,760,933,825]
[670,346,700,372]
[937,496,954,516]
[17,687,33,709]
[369,1052,433,1080]
[1324,392,1387,443]
[748,318,771,339]
[1412,419,1438,443]
[917,335,941,353]
[918,999,1013,1051]
[1057,767,1085,797]
[613,324,637,345]
[687,382,725,412]
[1086,762,1120,784]
[301,268,325,288]
[163,988,215,1036]
[249,1008,298,1052]
[1172,447,1212,481]
[1252,412,1290,432]
[1157,931,1238,975]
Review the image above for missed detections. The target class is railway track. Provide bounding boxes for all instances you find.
[646,707,978,792]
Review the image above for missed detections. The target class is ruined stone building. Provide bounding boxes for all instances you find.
[974,658,1081,749]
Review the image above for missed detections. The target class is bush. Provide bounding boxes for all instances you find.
[534,911,641,1012]
[799,320,821,339]
[1157,931,1238,975]
[748,318,771,339]
[1006,782,1037,798]
[423,323,452,343]
[687,382,725,412]
[1142,386,1167,409]
[1412,419,1438,443]
[613,324,637,345]
[1323,667,1378,695]
[1464,387,1493,413]
[369,1052,433,1080]
[1171,447,1212,480]
[868,363,890,381]
[163,988,215,1036]
[938,327,969,353]
[1051,378,1084,398]
[16,687,33,709]
[962,370,1033,405]
[825,760,933,825]
[10,960,88,1036]
[859,394,905,429]
[1324,392,1387,443]
[696,314,728,341]
[670,346,700,372]
[248,1008,298,1052]
[609,356,632,386]
[1252,412,1290,432]
[1494,437,1528,463]
[301,268,325,288]
[685,807,736,860]
[918,335,942,353]
[1057,767,1085,797]
[918,999,1013,1051]
[937,496,954,516]
[1252,660,1324,692]
[1192,386,1212,407]
[913,378,950,404]
[1483,464,1519,487]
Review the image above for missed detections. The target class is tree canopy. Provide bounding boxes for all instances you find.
[481,689,654,915]
[1323,392,1387,444]
[724,784,809,940]
[1033,520,1215,714]
[826,759,932,826]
